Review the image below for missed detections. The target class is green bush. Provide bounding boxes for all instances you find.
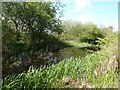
[80,24,104,45]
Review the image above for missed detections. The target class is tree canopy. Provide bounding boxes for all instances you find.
[2,2,64,50]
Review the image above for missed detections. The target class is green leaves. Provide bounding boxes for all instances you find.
[2,2,64,46]
[80,24,104,45]
[2,1,64,67]
[61,22,104,44]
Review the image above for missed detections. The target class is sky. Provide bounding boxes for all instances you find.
[59,0,119,31]
[3,0,118,31]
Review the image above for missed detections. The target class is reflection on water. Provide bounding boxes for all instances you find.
[2,46,98,77]
[51,47,95,64]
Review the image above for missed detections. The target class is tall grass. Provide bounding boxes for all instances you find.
[2,35,118,89]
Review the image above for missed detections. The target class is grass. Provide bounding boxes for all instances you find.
[2,35,118,89]
[64,40,92,48]
[2,38,118,89]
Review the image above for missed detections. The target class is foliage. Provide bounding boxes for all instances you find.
[64,40,92,48]
[2,2,64,49]
[2,2,118,89]
[2,36,118,88]
[96,27,118,49]
[79,23,104,45]
[60,23,105,45]
[2,1,64,77]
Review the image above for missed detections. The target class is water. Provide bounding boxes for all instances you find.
[16,46,97,65]
[51,47,94,64]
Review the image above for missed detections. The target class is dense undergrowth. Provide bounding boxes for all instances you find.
[2,35,118,89]
[2,2,119,89]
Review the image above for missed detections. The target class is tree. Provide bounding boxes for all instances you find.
[2,2,64,50]
[2,1,64,76]
[80,23,104,45]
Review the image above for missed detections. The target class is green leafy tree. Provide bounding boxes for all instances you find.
[2,2,64,50]
[80,23,104,45]
[2,1,64,76]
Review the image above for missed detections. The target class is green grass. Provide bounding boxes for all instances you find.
[2,35,118,89]
[2,39,118,89]
[64,40,92,48]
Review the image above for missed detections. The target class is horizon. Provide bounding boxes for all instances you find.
[59,0,118,31]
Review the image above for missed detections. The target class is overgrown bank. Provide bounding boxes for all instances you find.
[2,35,118,89]
[2,2,119,89]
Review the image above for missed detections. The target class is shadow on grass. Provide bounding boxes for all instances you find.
[78,45,101,51]
[44,35,73,52]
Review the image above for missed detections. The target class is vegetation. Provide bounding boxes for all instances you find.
[2,2,65,77]
[2,36,118,88]
[1,1,118,89]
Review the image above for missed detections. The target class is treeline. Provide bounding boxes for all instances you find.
[60,22,117,46]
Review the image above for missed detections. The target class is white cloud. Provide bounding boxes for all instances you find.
[74,13,92,22]
[75,0,91,12]
[62,0,118,31]
[66,0,91,14]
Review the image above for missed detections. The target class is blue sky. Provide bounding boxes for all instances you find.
[60,0,119,31]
